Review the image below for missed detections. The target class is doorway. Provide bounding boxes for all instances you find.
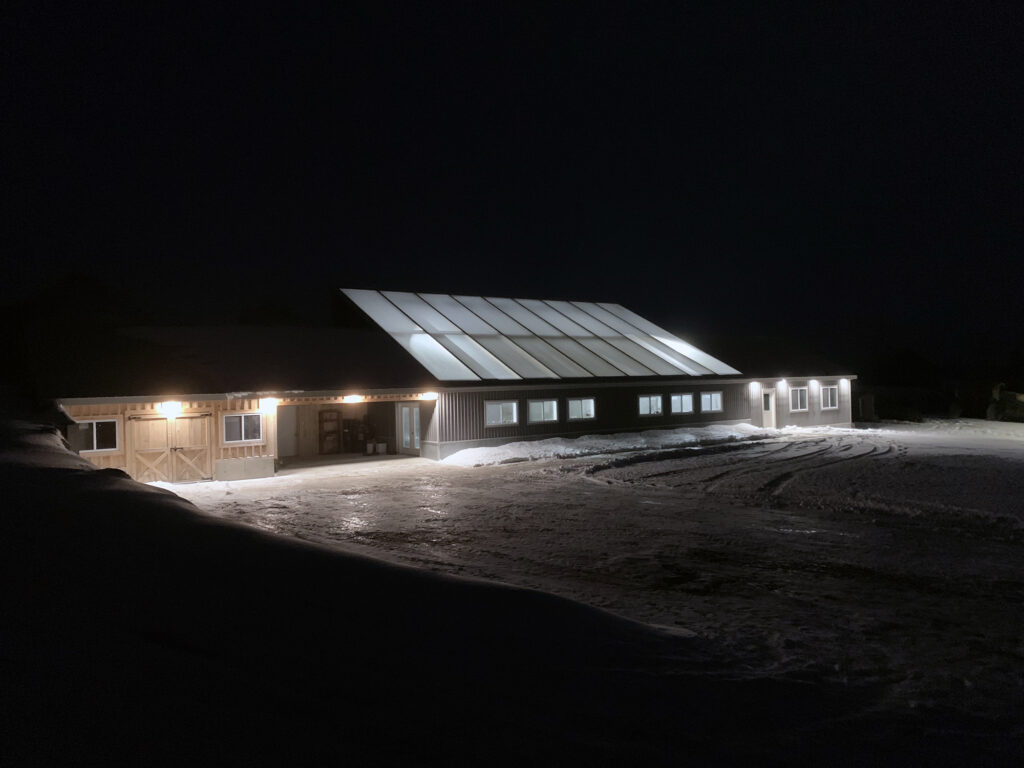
[130,415,212,482]
[762,389,777,429]
[399,404,420,455]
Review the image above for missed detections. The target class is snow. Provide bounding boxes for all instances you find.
[3,418,1023,764]
[440,422,770,465]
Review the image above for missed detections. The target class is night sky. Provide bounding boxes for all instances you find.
[5,2,1022,376]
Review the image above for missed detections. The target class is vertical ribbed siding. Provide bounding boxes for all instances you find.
[437,383,752,446]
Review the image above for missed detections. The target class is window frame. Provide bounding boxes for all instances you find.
[670,393,694,414]
[700,391,724,413]
[526,398,558,424]
[790,387,809,412]
[72,418,120,453]
[566,397,597,421]
[821,385,839,410]
[222,412,265,445]
[637,394,663,417]
[484,400,519,427]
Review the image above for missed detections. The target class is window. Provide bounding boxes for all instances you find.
[224,413,263,442]
[638,394,663,416]
[485,400,518,426]
[567,397,596,420]
[790,387,808,412]
[821,385,839,410]
[670,393,694,414]
[68,419,118,452]
[700,392,723,412]
[527,399,558,423]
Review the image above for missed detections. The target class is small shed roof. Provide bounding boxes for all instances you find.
[341,289,741,382]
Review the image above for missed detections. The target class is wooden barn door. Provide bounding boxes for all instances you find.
[171,415,212,482]
[130,415,212,483]
[319,409,341,454]
[130,418,173,483]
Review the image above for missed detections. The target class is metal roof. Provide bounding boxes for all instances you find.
[341,289,741,381]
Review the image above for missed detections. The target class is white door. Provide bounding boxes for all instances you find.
[399,405,420,455]
[277,405,298,458]
[762,390,777,428]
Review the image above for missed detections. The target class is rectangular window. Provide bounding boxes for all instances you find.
[790,387,808,412]
[567,397,596,420]
[68,419,118,452]
[821,385,839,410]
[700,392,723,412]
[670,393,694,414]
[638,394,663,416]
[224,413,263,442]
[485,400,518,426]
[527,399,558,423]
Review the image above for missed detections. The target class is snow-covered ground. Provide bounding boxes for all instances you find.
[165,419,1024,759]
[4,418,1022,764]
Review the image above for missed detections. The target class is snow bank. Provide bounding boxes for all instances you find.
[2,419,879,766]
[442,422,771,466]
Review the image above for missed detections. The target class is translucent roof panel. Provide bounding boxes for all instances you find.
[382,291,462,334]
[341,289,739,381]
[570,302,710,375]
[597,303,741,375]
[510,337,594,378]
[418,293,498,335]
[452,296,530,335]
[545,300,681,375]
[484,297,561,336]
[436,334,521,380]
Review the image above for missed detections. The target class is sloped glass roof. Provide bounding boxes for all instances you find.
[341,289,740,381]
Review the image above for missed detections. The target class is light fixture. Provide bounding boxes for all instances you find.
[157,401,183,418]
[419,392,439,401]
[343,394,364,404]
[748,381,761,394]
[259,397,279,414]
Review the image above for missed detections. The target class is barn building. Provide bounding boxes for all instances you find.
[59,289,855,482]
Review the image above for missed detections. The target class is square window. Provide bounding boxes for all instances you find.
[224,413,263,442]
[638,394,663,416]
[700,392,723,412]
[485,400,518,426]
[671,393,694,414]
[68,419,118,452]
[528,399,558,423]
[821,385,839,409]
[790,387,808,412]
[567,397,596,420]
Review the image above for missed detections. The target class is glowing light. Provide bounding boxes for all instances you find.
[840,378,850,390]
[259,397,279,414]
[343,395,364,404]
[157,401,183,418]
[748,381,761,394]
[809,380,820,390]
[777,380,788,391]
[419,392,439,401]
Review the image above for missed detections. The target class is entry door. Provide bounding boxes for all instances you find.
[762,390,777,429]
[171,415,212,482]
[400,405,420,455]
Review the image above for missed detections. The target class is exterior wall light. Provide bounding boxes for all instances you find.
[259,397,279,414]
[419,392,439,401]
[343,395,364,404]
[157,401,183,418]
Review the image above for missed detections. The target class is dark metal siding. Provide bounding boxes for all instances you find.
[437,383,751,445]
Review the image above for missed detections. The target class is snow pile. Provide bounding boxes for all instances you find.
[442,422,771,466]
[2,418,884,766]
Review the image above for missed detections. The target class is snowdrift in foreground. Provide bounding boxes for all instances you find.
[442,422,771,466]
[0,420,883,767]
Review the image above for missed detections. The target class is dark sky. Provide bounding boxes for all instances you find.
[4,2,1022,372]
